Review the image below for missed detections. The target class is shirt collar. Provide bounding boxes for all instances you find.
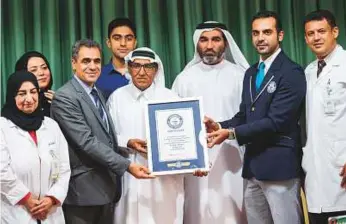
[310,44,342,68]
[105,60,128,75]
[128,83,156,101]
[323,44,339,65]
[258,48,281,69]
[103,62,118,74]
[74,75,95,94]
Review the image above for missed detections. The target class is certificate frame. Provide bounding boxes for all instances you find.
[144,97,209,175]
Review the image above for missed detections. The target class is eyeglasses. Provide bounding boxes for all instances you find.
[128,61,158,74]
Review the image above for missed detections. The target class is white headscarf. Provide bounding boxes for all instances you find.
[125,47,165,88]
[184,21,249,71]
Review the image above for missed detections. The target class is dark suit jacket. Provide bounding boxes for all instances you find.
[220,51,306,181]
[51,77,131,206]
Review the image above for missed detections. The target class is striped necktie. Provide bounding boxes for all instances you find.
[317,60,326,78]
[91,88,108,130]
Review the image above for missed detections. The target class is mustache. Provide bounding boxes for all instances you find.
[256,41,267,45]
[203,50,217,55]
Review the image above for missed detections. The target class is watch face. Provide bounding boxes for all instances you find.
[228,129,235,140]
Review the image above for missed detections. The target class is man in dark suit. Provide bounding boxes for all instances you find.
[205,11,306,224]
[51,39,154,224]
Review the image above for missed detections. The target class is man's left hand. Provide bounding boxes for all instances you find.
[207,129,231,148]
[340,163,346,189]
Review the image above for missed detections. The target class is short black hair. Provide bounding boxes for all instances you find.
[252,10,283,32]
[72,39,102,60]
[107,18,136,38]
[304,10,337,28]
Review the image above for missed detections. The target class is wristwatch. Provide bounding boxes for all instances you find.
[228,128,235,140]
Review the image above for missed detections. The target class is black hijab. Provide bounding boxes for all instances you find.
[15,51,53,116]
[1,71,44,131]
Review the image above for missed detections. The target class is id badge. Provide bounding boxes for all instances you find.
[50,150,59,182]
[324,79,335,115]
[324,99,336,115]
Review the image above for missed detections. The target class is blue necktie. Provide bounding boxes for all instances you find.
[256,62,265,91]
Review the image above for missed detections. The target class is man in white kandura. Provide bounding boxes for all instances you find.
[172,21,249,224]
[108,47,184,224]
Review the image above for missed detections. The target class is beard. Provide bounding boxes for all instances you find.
[202,55,218,64]
[198,48,225,65]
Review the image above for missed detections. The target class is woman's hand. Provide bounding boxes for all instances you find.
[30,197,54,218]
[44,90,55,103]
[23,195,40,211]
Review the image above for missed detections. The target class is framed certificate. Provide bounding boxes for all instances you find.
[145,97,209,175]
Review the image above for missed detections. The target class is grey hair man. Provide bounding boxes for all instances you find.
[51,39,154,224]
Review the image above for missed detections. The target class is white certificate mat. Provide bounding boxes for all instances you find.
[155,108,197,162]
[145,97,209,175]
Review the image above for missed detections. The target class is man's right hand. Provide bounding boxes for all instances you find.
[128,163,155,179]
[204,116,220,133]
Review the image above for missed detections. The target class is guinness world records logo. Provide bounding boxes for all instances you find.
[167,114,183,129]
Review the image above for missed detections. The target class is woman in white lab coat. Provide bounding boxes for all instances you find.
[1,71,70,224]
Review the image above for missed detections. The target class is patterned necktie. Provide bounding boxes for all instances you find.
[90,88,108,129]
[317,60,326,78]
[256,62,266,91]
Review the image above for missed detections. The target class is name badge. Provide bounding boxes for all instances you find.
[324,79,336,115]
[50,150,60,183]
[324,100,336,115]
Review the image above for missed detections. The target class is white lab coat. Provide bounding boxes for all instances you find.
[1,117,71,224]
[108,84,184,224]
[303,45,346,213]
[172,60,246,224]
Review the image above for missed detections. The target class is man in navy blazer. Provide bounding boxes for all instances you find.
[205,11,306,224]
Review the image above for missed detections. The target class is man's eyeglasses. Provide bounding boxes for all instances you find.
[128,61,158,73]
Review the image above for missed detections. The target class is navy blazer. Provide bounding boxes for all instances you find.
[220,51,306,181]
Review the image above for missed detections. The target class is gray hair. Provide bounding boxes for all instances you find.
[71,39,102,60]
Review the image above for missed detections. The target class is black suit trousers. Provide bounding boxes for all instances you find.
[63,203,114,224]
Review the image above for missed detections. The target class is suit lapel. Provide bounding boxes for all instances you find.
[249,66,258,103]
[319,64,333,79]
[316,46,343,83]
[71,78,109,134]
[98,90,117,138]
[252,51,284,104]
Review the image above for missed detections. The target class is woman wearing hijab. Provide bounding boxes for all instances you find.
[1,71,70,224]
[15,51,54,116]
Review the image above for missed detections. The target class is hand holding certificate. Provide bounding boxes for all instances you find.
[145,97,209,175]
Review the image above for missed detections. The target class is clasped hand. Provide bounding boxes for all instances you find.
[204,116,232,148]
[24,196,54,221]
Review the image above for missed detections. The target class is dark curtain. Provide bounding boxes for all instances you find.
[1,0,346,105]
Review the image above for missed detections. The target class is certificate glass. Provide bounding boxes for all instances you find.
[145,97,209,175]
